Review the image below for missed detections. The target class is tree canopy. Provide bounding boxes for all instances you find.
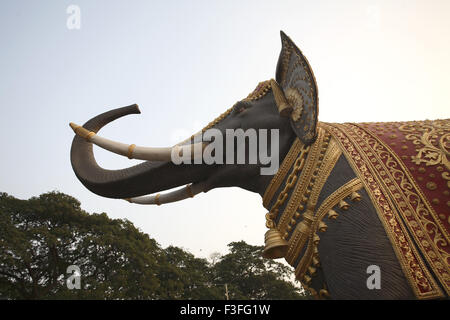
[0,191,306,300]
[213,241,304,300]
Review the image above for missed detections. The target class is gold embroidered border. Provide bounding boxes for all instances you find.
[315,178,363,222]
[398,119,450,171]
[278,128,325,235]
[263,138,302,208]
[357,122,449,245]
[323,122,443,299]
[285,140,343,265]
[397,120,450,233]
[308,139,342,208]
[350,123,450,294]
[294,178,363,280]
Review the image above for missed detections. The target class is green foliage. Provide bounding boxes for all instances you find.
[0,191,164,299]
[212,241,306,299]
[160,246,223,299]
[0,191,306,300]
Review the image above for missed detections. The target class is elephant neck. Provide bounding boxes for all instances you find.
[261,138,307,209]
[261,125,365,297]
[261,127,335,281]
[261,127,332,232]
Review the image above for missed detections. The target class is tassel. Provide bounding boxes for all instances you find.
[327,209,339,220]
[318,221,327,232]
[339,200,349,210]
[308,266,317,276]
[303,275,312,285]
[313,234,320,245]
[312,256,320,267]
[351,191,362,202]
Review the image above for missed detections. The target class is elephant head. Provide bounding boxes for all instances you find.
[70,31,318,203]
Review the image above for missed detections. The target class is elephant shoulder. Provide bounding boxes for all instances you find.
[314,155,415,299]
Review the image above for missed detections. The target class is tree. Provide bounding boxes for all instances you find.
[0,191,165,299]
[212,241,306,299]
[159,246,223,299]
[0,191,307,300]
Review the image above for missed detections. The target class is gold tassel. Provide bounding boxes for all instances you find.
[313,246,319,258]
[351,191,362,202]
[303,275,312,285]
[318,221,327,232]
[312,256,320,267]
[319,289,330,298]
[339,200,349,210]
[313,234,320,245]
[308,266,317,276]
[327,209,339,220]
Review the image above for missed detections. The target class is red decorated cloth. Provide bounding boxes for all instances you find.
[323,120,449,299]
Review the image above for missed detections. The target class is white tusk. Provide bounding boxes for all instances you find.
[173,129,203,147]
[125,183,204,205]
[69,122,205,162]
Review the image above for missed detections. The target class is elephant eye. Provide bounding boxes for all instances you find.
[233,101,252,115]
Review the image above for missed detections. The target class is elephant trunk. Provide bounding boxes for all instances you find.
[70,104,213,199]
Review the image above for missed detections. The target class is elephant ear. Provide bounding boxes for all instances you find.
[275,31,319,145]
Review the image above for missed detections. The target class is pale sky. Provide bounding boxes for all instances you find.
[0,0,449,259]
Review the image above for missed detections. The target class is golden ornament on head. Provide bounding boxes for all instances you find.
[285,87,304,122]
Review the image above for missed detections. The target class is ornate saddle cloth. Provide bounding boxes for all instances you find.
[324,120,449,299]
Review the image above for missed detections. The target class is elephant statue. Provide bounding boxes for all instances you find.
[70,31,449,300]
